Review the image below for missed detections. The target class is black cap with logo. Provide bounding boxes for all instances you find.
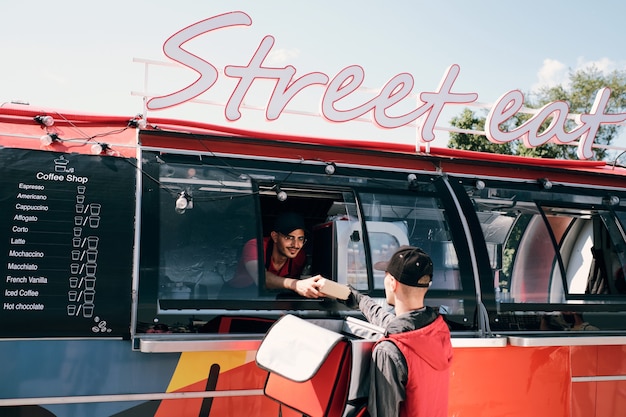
[374,246,433,288]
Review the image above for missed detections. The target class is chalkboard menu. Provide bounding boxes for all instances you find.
[0,148,136,337]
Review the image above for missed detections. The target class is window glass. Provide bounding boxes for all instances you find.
[358,192,460,292]
[354,190,471,325]
[467,182,626,332]
[157,163,257,302]
[608,211,626,295]
[312,192,368,289]
[137,153,475,334]
[138,157,368,333]
[137,160,262,334]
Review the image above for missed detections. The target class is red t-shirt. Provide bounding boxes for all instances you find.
[230,237,307,288]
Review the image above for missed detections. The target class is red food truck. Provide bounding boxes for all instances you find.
[1,101,625,417]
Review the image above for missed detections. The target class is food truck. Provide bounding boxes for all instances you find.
[2,9,626,416]
[1,101,625,417]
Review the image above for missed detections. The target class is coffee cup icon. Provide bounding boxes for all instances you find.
[89,216,100,228]
[83,305,94,318]
[90,204,101,216]
[83,290,95,304]
[86,250,98,264]
[85,277,96,290]
[86,236,99,250]
[67,305,77,316]
[85,264,97,276]
[69,277,79,288]
[54,158,69,172]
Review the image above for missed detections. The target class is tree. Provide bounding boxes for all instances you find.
[448,66,626,160]
[447,108,512,154]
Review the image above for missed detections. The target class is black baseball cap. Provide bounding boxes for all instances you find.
[273,212,306,235]
[374,246,433,288]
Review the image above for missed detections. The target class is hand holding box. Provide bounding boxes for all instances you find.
[318,278,350,300]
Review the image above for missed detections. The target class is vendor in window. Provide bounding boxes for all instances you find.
[229,212,323,298]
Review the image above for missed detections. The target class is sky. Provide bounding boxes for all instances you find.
[1,0,626,150]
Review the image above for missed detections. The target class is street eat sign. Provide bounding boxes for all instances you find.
[147,11,626,160]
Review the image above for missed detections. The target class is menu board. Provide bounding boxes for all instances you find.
[0,148,136,337]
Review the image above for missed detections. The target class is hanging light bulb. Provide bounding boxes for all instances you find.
[91,143,110,155]
[128,117,147,129]
[603,195,620,206]
[175,191,192,214]
[538,178,553,190]
[276,186,288,201]
[40,133,60,146]
[34,115,54,127]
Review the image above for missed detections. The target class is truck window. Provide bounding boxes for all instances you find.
[156,163,257,302]
[466,179,626,332]
[357,192,461,293]
[351,191,470,325]
[137,152,478,335]
[137,154,367,334]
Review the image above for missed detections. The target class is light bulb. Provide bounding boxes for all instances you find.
[175,192,192,214]
[603,195,620,206]
[91,143,110,155]
[538,178,553,190]
[34,115,54,127]
[40,134,53,146]
[276,189,288,201]
[176,195,189,211]
[129,118,148,129]
[91,143,103,155]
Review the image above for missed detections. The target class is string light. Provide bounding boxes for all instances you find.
[128,116,147,129]
[34,115,54,127]
[603,195,620,206]
[175,191,193,214]
[91,143,110,155]
[40,133,60,146]
[32,113,144,156]
[538,178,553,190]
[275,186,288,201]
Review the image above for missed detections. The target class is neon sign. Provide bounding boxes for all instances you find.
[147,11,626,160]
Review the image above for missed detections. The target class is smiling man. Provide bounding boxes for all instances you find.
[231,212,322,298]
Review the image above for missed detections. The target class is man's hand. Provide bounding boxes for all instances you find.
[293,274,323,298]
[343,285,363,309]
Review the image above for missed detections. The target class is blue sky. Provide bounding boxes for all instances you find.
[1,0,625,149]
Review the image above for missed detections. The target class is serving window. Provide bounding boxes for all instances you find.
[136,152,479,335]
[137,153,369,334]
